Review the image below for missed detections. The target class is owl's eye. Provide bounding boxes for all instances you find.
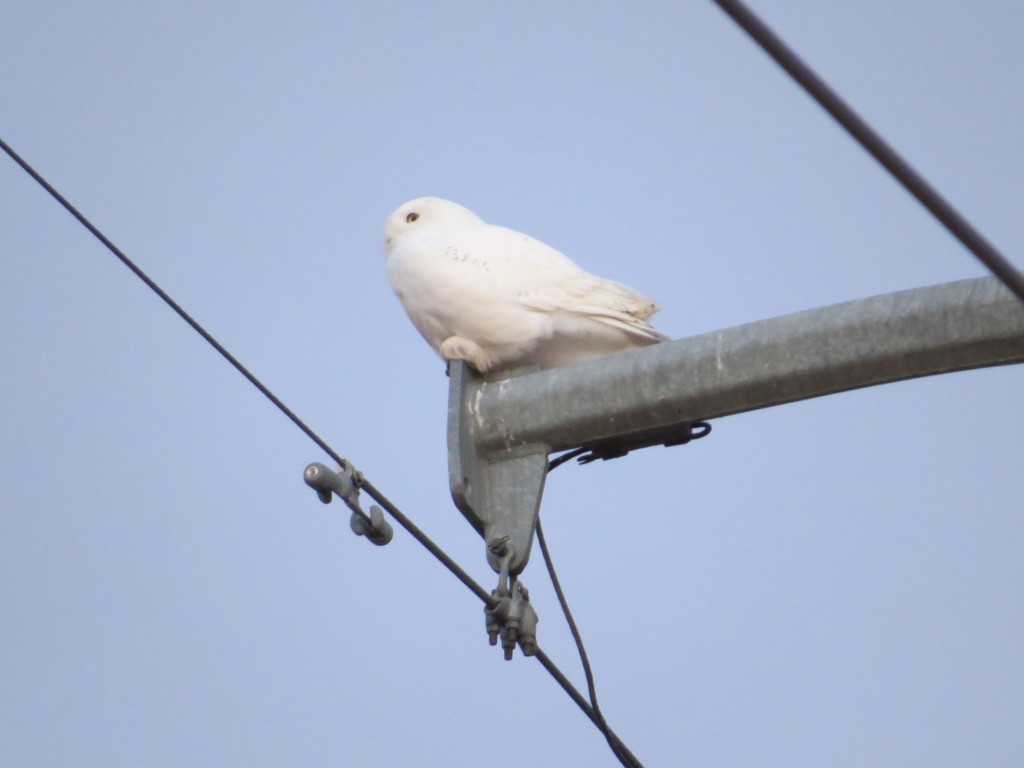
[406,212,420,223]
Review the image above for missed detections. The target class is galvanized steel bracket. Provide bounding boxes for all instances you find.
[447,362,550,577]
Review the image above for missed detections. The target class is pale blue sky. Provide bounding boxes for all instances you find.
[2,2,1022,766]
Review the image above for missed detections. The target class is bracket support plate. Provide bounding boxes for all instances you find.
[447,362,550,576]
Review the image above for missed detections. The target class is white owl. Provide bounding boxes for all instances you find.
[384,197,668,373]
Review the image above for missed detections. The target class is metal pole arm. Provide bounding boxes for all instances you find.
[471,276,1024,456]
[448,276,1023,581]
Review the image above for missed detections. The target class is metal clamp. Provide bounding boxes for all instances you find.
[483,537,538,659]
[485,580,538,661]
[304,461,393,546]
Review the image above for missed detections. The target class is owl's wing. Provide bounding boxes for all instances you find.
[467,225,667,342]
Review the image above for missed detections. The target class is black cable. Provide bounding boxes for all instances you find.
[1,137,643,768]
[544,451,647,768]
[0,137,372,528]
[546,447,588,472]
[534,647,646,768]
[709,0,1024,304]
[357,477,494,605]
[536,519,643,768]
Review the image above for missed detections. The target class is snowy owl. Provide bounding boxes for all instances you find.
[384,197,668,373]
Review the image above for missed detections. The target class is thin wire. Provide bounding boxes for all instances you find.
[536,519,644,768]
[1,137,643,768]
[546,447,588,472]
[534,648,647,768]
[709,0,1024,304]
[0,137,364,523]
[358,477,494,605]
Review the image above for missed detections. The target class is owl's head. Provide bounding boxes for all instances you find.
[383,197,484,253]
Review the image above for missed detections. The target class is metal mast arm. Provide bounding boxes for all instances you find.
[449,276,1024,578]
[472,276,1024,454]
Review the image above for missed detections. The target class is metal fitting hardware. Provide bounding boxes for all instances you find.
[304,461,393,546]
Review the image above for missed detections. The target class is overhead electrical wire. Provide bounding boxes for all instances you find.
[536,517,640,768]
[542,447,642,767]
[709,0,1024,304]
[0,139,354,493]
[0,136,642,768]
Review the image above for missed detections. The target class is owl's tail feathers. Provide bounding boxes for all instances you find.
[570,287,670,345]
[591,310,670,345]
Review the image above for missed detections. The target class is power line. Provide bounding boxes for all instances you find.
[0,137,362,516]
[709,0,1024,304]
[535,647,647,768]
[543,448,643,768]
[536,517,643,768]
[0,137,643,768]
